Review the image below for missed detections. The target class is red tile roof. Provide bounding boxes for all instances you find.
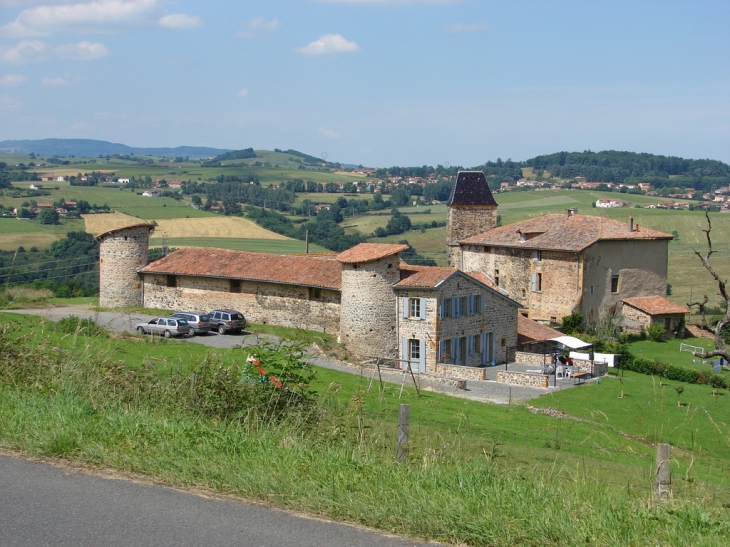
[463,271,498,290]
[395,267,458,288]
[622,296,689,316]
[518,315,564,342]
[461,213,673,252]
[336,243,408,264]
[139,248,342,290]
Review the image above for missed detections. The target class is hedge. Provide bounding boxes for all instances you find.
[623,356,729,389]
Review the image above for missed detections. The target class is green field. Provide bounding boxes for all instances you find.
[149,238,329,254]
[0,218,87,250]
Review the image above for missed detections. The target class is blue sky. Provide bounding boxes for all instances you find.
[0,0,728,167]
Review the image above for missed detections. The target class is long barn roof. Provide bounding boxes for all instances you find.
[139,248,343,290]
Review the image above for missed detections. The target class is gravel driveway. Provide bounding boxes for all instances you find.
[4,305,571,404]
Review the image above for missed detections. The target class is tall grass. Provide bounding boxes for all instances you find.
[1,321,729,545]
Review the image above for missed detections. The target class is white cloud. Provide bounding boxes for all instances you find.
[158,13,201,30]
[41,75,69,85]
[297,34,360,56]
[444,22,488,33]
[55,40,108,60]
[1,0,162,38]
[318,128,341,138]
[236,16,280,38]
[236,87,248,98]
[0,73,28,86]
[0,93,21,110]
[0,39,47,64]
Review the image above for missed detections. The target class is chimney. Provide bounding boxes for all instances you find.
[628,216,634,232]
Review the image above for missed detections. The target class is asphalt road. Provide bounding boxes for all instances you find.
[0,455,431,547]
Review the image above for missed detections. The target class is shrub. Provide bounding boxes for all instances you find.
[646,323,666,342]
[560,312,584,335]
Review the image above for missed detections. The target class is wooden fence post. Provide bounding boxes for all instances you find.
[655,443,671,499]
[397,404,410,463]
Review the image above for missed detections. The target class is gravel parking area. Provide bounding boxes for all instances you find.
[4,306,591,405]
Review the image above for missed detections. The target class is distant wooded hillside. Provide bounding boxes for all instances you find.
[0,139,229,159]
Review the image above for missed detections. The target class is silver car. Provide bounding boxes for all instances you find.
[171,312,211,335]
[135,317,192,338]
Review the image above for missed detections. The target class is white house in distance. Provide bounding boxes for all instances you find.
[595,199,623,208]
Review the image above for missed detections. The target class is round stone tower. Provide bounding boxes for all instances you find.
[96,224,155,308]
[337,243,408,358]
[446,171,498,269]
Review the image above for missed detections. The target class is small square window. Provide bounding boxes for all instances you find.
[230,279,241,293]
[166,275,176,288]
[309,287,321,300]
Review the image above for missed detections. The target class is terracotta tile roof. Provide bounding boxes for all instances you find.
[622,296,689,316]
[463,271,498,290]
[518,315,564,342]
[139,247,342,290]
[461,213,673,252]
[336,243,408,264]
[447,171,498,206]
[395,267,458,288]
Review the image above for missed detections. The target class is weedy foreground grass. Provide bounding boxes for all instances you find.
[1,318,730,546]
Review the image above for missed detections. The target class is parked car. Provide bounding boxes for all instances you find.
[209,309,247,334]
[171,312,211,335]
[135,317,192,338]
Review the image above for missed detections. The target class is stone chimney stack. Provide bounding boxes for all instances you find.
[628,215,634,232]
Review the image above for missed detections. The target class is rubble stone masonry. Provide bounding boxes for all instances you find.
[98,225,152,308]
[340,256,401,358]
[142,274,340,333]
[447,205,497,268]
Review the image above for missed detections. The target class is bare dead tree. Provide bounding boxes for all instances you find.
[688,211,730,361]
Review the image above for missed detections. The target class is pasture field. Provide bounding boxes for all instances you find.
[112,205,210,219]
[293,192,368,206]
[152,217,291,240]
[149,238,329,254]
[0,218,86,250]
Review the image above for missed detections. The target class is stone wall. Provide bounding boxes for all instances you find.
[496,371,549,388]
[142,274,340,333]
[426,362,487,380]
[462,247,581,321]
[435,275,518,366]
[515,351,556,366]
[98,225,152,308]
[446,205,497,268]
[582,239,668,320]
[340,256,401,358]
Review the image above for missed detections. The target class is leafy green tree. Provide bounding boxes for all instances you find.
[38,208,60,225]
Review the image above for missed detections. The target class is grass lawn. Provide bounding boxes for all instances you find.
[0,218,87,250]
[628,337,728,374]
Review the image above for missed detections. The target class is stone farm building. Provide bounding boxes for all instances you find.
[96,171,676,375]
[447,173,674,324]
[97,229,518,374]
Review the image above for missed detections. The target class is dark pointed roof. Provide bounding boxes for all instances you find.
[447,171,498,206]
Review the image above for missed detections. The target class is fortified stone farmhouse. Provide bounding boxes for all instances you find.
[97,228,519,373]
[96,171,677,375]
[447,171,676,326]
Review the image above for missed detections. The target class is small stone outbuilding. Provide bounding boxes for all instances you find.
[621,296,689,338]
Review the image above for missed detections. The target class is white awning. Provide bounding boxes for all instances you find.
[548,336,592,349]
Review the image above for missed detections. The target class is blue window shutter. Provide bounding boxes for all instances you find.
[438,340,445,362]
[531,273,537,292]
[451,297,457,317]
[450,338,457,360]
[419,298,426,320]
[467,295,473,316]
[402,297,408,319]
[481,333,487,364]
[401,338,408,363]
[419,339,426,370]
[478,294,483,314]
[439,299,444,319]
